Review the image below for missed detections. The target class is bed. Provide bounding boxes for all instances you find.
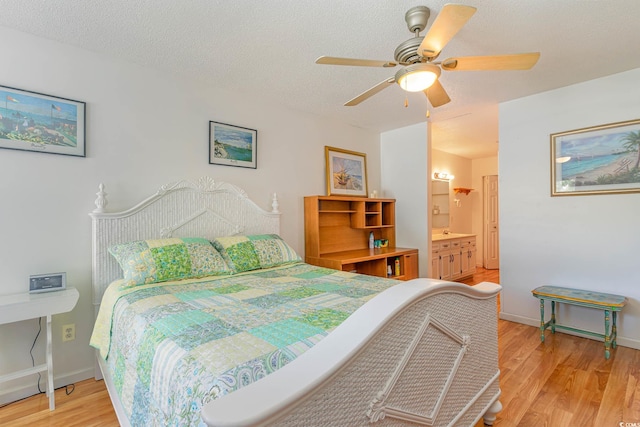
[89,176,503,427]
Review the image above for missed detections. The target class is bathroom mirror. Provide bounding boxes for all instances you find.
[432,180,449,228]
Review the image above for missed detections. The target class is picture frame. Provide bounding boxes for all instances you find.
[0,85,86,157]
[209,121,257,169]
[325,146,368,197]
[551,118,640,196]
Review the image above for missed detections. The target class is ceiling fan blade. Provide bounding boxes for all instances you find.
[441,52,541,71]
[316,56,396,68]
[345,78,395,106]
[418,4,476,58]
[424,79,451,108]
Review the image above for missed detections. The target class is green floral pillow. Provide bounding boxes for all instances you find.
[212,234,301,273]
[249,234,301,268]
[211,236,261,273]
[109,237,231,287]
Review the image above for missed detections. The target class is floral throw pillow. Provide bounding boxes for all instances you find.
[212,234,301,273]
[109,237,231,287]
[249,234,301,268]
[211,236,261,273]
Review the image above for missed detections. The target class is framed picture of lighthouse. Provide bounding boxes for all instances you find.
[0,85,86,157]
[209,121,257,169]
[325,146,368,197]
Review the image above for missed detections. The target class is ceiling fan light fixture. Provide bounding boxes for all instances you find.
[395,63,441,92]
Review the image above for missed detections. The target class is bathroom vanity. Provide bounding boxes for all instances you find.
[431,233,477,281]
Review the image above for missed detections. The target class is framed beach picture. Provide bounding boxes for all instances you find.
[0,85,85,157]
[551,118,640,196]
[209,121,257,169]
[325,146,368,197]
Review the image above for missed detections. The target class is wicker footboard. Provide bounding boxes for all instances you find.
[202,280,502,427]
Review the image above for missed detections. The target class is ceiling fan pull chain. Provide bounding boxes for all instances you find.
[404,96,409,108]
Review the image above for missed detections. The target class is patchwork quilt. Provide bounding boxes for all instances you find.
[90,262,398,426]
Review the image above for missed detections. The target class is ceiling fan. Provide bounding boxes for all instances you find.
[316,4,540,108]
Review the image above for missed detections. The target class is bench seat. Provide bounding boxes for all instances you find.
[531,285,627,359]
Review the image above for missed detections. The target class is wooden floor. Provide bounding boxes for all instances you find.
[0,379,119,426]
[2,268,638,426]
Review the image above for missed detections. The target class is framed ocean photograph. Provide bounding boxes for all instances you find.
[551,118,640,196]
[325,146,368,197]
[0,85,86,157]
[209,121,257,169]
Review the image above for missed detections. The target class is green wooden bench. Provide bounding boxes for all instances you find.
[531,285,627,359]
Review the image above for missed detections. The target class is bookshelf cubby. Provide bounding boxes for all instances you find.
[304,196,418,281]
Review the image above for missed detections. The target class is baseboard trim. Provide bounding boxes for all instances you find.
[499,312,538,326]
[0,367,94,406]
[499,312,640,350]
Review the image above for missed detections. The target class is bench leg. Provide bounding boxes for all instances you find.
[612,311,618,349]
[604,310,611,360]
[539,299,545,342]
[551,301,556,333]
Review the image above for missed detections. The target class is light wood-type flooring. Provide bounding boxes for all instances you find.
[2,268,638,426]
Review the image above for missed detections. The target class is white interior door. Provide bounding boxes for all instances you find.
[483,175,500,269]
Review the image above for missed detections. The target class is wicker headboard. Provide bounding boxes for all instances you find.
[89,177,281,307]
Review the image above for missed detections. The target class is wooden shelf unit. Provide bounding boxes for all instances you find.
[304,196,418,280]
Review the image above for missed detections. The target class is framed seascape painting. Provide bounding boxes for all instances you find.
[551,119,640,196]
[209,121,257,169]
[0,85,85,157]
[325,146,368,197]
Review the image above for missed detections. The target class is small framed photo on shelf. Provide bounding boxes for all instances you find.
[209,121,257,169]
[0,85,86,157]
[551,118,640,196]
[325,146,368,197]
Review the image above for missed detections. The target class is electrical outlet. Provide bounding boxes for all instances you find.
[62,324,75,342]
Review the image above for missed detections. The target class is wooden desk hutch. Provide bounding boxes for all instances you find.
[304,196,418,281]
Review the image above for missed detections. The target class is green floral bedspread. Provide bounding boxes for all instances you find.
[90,263,398,426]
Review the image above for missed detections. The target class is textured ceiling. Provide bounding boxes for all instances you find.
[2,0,640,159]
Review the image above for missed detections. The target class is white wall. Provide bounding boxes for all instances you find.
[380,123,430,277]
[499,67,640,349]
[0,26,381,404]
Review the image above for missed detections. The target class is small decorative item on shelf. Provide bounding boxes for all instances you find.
[453,187,473,195]
[395,257,400,276]
[387,265,393,277]
[369,232,375,249]
[373,239,389,248]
